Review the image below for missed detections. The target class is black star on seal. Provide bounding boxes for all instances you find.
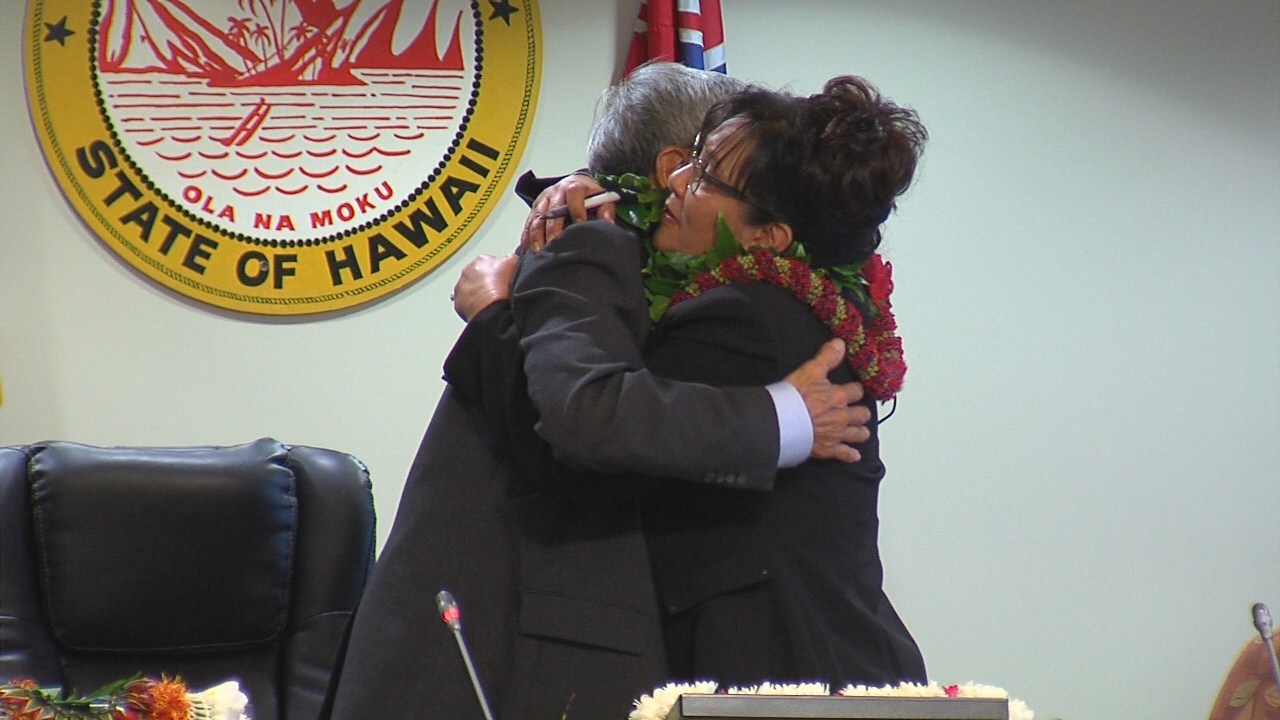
[489,0,519,25]
[44,16,75,46]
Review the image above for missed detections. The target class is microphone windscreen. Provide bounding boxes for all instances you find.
[1254,603,1273,635]
[437,589,462,630]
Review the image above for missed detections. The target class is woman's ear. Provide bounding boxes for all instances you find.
[745,222,794,253]
[651,145,692,190]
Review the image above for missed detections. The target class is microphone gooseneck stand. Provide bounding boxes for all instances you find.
[437,590,498,720]
[1253,602,1280,693]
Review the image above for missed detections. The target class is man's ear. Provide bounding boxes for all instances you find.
[651,145,692,190]
[745,222,794,253]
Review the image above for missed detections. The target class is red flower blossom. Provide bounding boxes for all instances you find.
[863,254,894,303]
[944,684,960,697]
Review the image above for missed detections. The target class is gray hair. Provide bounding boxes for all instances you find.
[586,62,746,176]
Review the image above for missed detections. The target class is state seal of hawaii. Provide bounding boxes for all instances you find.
[25,0,540,314]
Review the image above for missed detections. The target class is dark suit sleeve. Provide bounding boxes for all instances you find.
[510,221,781,488]
[443,300,661,503]
[444,300,519,400]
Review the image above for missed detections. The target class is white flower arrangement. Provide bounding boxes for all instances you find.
[630,680,1034,720]
[187,681,251,720]
[629,681,719,720]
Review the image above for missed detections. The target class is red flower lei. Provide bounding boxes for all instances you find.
[668,251,905,401]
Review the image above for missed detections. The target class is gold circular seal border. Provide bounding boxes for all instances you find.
[25,0,541,315]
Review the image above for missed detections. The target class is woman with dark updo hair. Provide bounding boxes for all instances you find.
[506,75,931,690]
[650,75,927,267]
[627,75,929,687]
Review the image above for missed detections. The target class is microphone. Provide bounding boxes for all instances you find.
[437,590,498,720]
[1253,602,1280,694]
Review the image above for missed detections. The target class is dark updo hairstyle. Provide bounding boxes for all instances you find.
[696,75,927,267]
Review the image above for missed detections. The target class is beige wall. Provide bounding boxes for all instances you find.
[2,2,1277,718]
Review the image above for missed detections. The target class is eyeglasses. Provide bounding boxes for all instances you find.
[683,148,782,221]
[687,154,748,200]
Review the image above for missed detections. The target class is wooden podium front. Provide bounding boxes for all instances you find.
[665,694,1009,720]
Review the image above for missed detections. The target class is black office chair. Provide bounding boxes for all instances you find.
[0,438,376,720]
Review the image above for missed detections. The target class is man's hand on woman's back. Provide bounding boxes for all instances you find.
[787,338,872,463]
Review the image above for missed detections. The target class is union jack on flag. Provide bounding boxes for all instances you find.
[624,0,727,75]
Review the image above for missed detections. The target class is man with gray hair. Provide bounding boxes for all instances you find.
[587,61,745,176]
[516,61,746,252]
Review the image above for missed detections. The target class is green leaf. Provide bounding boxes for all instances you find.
[613,172,649,192]
[706,214,741,267]
[824,261,865,292]
[647,294,671,322]
[617,203,651,229]
[596,173,668,234]
[819,261,870,310]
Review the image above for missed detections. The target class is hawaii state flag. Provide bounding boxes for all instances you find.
[624,0,727,75]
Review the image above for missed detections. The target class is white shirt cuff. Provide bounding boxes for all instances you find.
[766,381,812,468]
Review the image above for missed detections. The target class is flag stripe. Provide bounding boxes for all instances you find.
[624,0,727,76]
[702,42,726,72]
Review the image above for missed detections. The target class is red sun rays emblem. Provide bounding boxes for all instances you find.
[97,0,469,242]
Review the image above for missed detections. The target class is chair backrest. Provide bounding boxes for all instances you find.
[0,438,376,720]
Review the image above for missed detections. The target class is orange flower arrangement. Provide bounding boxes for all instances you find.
[0,676,246,720]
